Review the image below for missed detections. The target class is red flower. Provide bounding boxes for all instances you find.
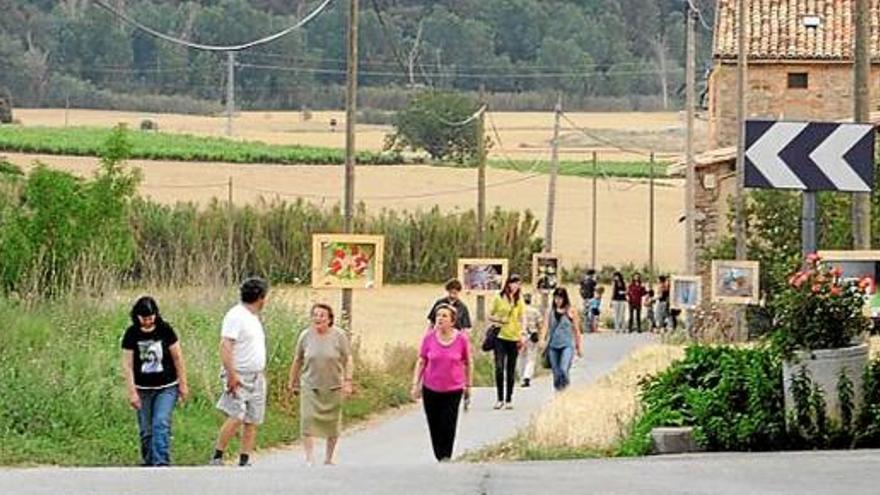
[811,284,822,294]
[830,286,843,297]
[859,277,873,291]
[806,253,821,265]
[334,248,346,259]
[831,267,844,278]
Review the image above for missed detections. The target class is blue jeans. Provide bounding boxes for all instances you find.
[136,385,178,466]
[548,346,574,391]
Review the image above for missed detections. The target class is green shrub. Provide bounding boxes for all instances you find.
[386,91,481,162]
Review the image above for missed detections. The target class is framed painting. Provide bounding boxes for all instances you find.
[670,275,702,310]
[311,234,384,289]
[457,258,508,295]
[711,260,760,304]
[532,253,561,293]
[819,250,880,318]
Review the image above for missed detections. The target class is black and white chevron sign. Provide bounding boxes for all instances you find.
[744,120,875,192]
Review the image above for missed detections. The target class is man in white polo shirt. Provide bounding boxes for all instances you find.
[211,277,268,467]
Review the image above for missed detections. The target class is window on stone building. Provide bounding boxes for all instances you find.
[787,72,809,89]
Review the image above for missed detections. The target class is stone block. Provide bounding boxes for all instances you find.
[650,427,704,455]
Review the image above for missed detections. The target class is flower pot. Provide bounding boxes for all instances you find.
[782,343,868,422]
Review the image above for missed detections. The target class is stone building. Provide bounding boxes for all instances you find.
[709,0,880,148]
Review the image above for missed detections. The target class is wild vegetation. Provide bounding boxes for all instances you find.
[1,0,712,112]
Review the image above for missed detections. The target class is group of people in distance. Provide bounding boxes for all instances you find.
[123,270,654,467]
[583,269,680,334]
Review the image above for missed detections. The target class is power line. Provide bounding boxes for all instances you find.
[91,0,334,52]
[560,112,655,158]
[686,0,713,31]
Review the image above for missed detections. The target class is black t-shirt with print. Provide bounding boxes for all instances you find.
[121,321,179,389]
[427,297,473,330]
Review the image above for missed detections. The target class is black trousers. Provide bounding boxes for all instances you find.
[628,305,642,332]
[494,339,519,402]
[422,387,463,461]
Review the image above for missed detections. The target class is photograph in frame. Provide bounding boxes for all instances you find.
[819,250,880,318]
[532,253,561,293]
[711,260,760,305]
[311,234,385,289]
[670,275,702,309]
[457,258,509,294]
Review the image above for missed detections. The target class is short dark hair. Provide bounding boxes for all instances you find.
[311,303,335,326]
[240,277,268,304]
[586,269,596,276]
[445,279,463,292]
[523,293,532,305]
[659,275,668,282]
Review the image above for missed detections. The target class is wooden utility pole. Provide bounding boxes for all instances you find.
[545,95,562,252]
[685,5,697,275]
[227,176,234,284]
[342,0,358,328]
[591,151,598,269]
[734,0,748,261]
[733,0,749,340]
[854,0,871,249]
[476,88,487,321]
[649,152,656,286]
[226,52,235,137]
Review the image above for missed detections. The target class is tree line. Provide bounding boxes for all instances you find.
[0,0,714,112]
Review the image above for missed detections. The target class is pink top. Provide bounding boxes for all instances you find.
[419,330,470,393]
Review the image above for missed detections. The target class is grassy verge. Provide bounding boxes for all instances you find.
[0,289,411,466]
[462,344,684,462]
[0,126,401,165]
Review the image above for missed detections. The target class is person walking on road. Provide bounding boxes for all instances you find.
[288,303,354,466]
[121,296,189,467]
[655,275,671,331]
[426,279,472,335]
[411,304,472,462]
[488,274,527,409]
[211,278,269,467]
[518,293,542,388]
[579,269,597,332]
[544,287,583,391]
[589,286,604,333]
[611,272,627,333]
[627,273,647,333]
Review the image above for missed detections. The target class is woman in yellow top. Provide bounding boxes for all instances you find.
[488,274,527,409]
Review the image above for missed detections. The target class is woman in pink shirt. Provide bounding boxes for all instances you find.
[411,304,472,461]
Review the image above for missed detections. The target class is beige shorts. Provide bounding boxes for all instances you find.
[216,371,266,425]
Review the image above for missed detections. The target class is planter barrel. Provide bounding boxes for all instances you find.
[782,343,868,422]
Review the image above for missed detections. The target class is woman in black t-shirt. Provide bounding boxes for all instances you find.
[121,296,189,466]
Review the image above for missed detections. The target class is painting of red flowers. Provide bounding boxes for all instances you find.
[311,234,385,289]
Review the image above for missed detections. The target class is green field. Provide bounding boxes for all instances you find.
[0,292,414,466]
[487,158,671,179]
[0,126,401,165]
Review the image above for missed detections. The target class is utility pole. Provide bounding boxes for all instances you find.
[649,151,656,287]
[591,151,598,269]
[854,0,871,249]
[226,51,235,137]
[733,0,749,341]
[227,176,234,285]
[545,95,562,252]
[685,5,697,275]
[342,0,358,329]
[476,86,487,321]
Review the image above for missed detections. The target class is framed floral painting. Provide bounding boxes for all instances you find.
[311,234,385,289]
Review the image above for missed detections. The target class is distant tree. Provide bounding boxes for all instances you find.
[386,91,481,162]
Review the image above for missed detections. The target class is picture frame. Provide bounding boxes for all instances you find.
[457,258,509,295]
[711,260,760,305]
[818,250,880,318]
[670,275,702,309]
[311,234,385,289]
[532,253,561,293]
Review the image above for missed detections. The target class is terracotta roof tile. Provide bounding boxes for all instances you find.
[715,0,880,60]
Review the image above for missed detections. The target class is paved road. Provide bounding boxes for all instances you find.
[261,332,656,466]
[5,450,880,494]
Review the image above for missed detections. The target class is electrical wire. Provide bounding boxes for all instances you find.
[91,0,334,52]
[686,0,714,31]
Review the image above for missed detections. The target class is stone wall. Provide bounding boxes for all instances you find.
[709,62,880,147]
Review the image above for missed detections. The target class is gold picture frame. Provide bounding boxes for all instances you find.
[311,234,385,289]
[670,275,702,309]
[457,258,509,295]
[532,253,561,293]
[711,260,760,305]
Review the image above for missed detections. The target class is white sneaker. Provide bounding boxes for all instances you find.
[504,402,514,410]
[493,401,504,410]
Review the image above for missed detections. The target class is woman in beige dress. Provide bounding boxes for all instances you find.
[287,303,353,465]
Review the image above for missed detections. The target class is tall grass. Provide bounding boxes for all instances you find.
[0,289,412,466]
[130,199,541,288]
